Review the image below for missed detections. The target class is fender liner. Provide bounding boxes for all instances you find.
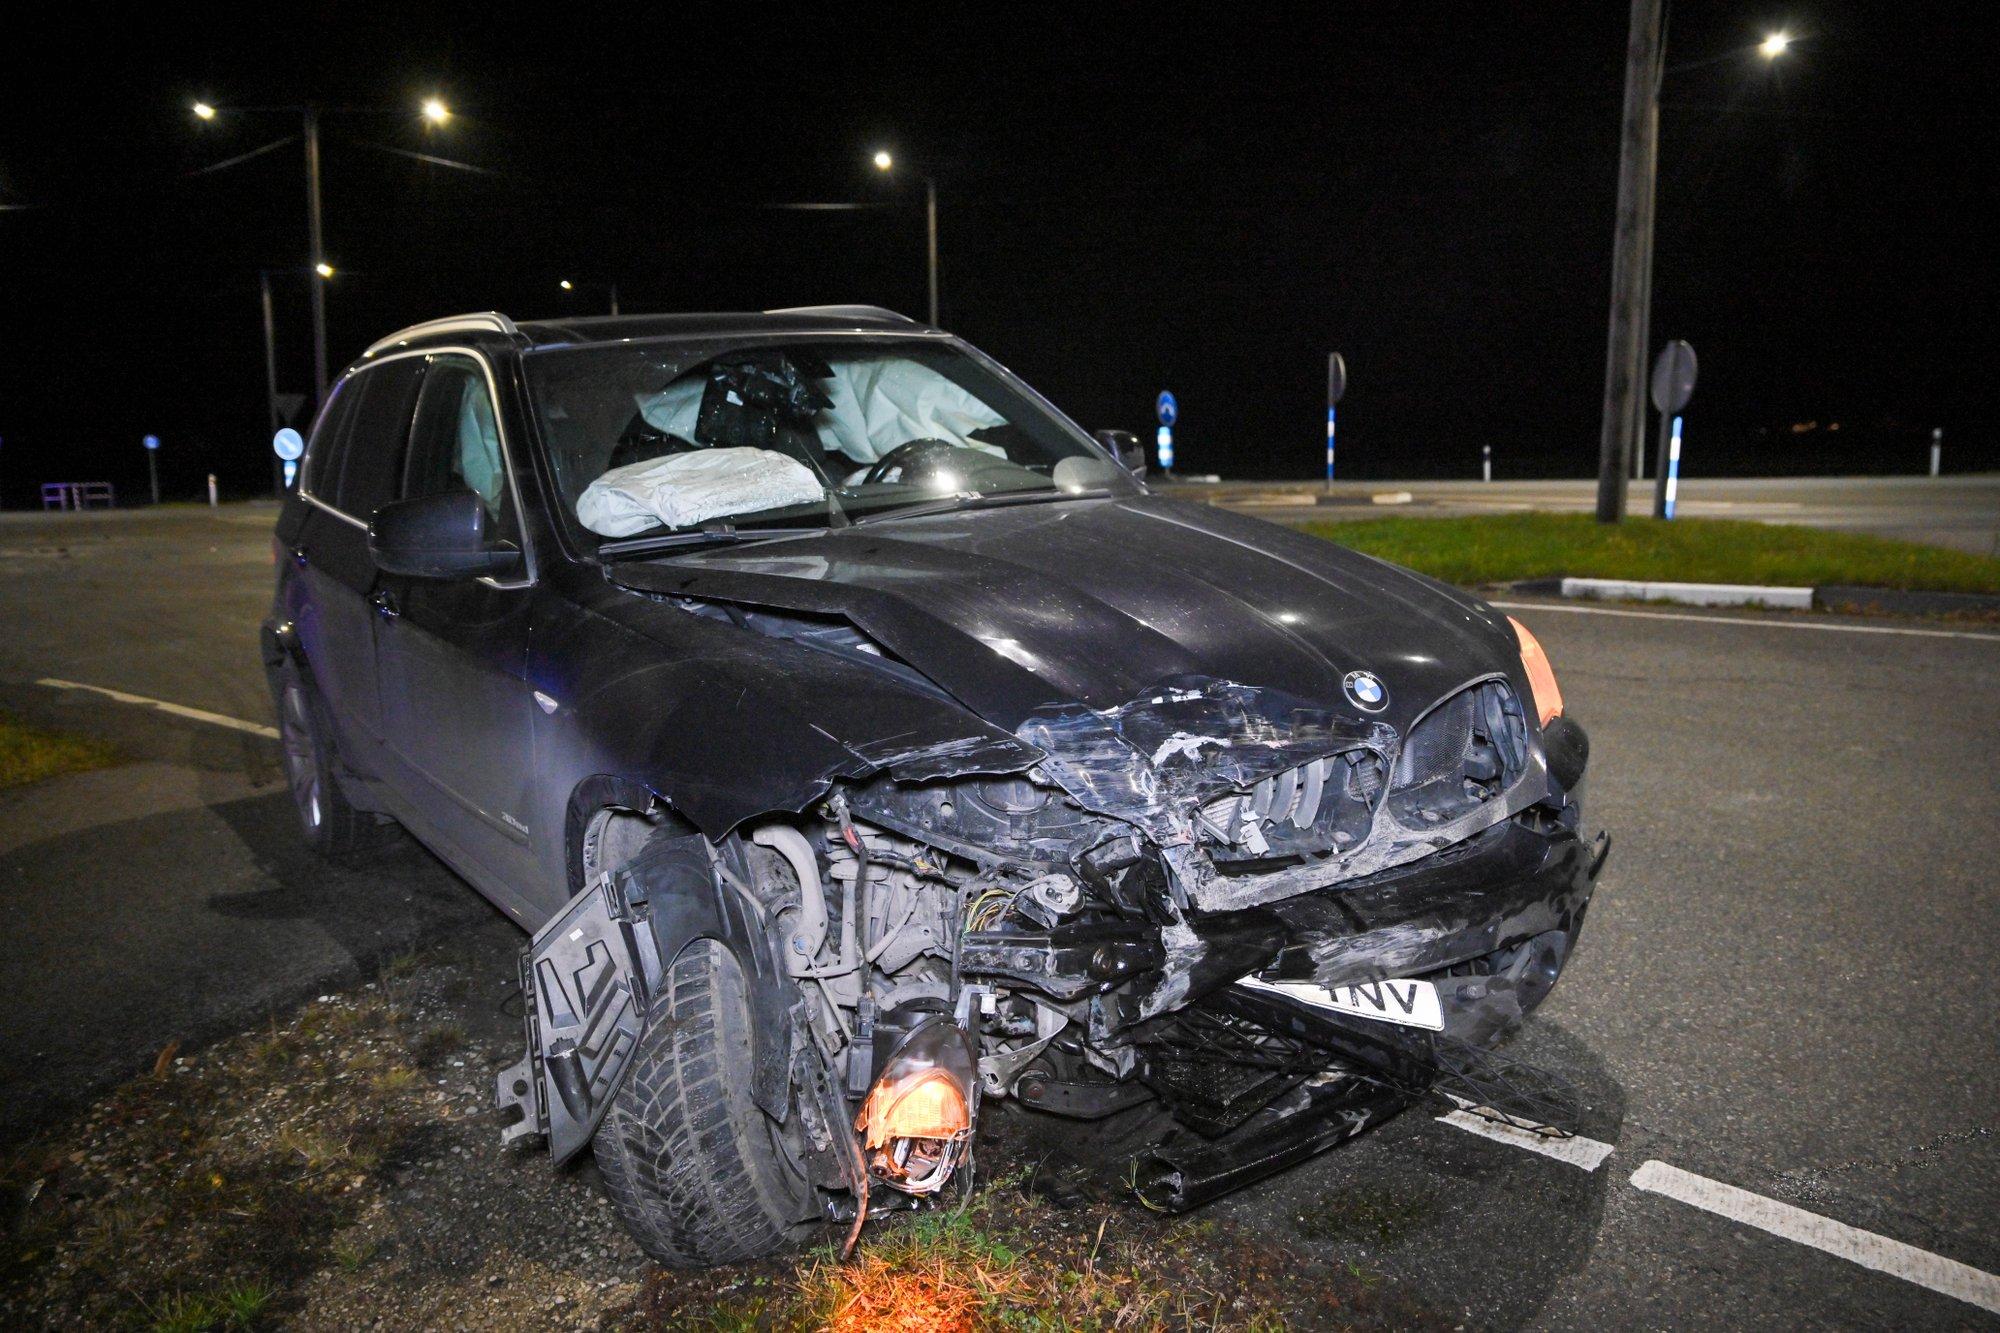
[498,831,803,1163]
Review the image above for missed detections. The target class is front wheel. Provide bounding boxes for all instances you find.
[594,938,818,1266]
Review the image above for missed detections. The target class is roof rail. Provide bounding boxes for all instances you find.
[363,312,520,357]
[760,304,923,325]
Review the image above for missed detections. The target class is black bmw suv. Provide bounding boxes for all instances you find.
[264,305,1602,1265]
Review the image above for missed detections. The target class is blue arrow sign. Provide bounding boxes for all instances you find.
[1155,390,1178,427]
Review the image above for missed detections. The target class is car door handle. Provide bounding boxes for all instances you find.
[370,589,401,620]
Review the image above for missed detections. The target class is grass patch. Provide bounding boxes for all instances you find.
[0,712,118,790]
[1302,513,2000,593]
[630,1159,1446,1331]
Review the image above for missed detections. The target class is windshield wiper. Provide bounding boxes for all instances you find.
[597,523,816,560]
[854,488,1109,527]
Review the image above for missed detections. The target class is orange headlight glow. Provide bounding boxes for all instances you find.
[1508,616,1564,726]
[857,1068,969,1151]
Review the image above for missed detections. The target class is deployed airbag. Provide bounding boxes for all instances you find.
[576,447,825,536]
[815,359,1007,463]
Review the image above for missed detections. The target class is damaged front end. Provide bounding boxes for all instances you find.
[499,657,1606,1225]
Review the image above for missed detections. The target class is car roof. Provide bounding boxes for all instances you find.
[356,305,939,364]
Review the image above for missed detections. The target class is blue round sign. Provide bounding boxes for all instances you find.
[1155,391,1178,427]
[142,434,161,451]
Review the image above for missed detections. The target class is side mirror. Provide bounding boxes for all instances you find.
[1094,429,1146,476]
[369,490,520,579]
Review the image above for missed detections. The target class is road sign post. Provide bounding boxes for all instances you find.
[1325,353,1347,493]
[143,434,161,506]
[1648,341,1696,519]
[1155,391,1178,474]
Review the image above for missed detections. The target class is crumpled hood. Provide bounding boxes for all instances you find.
[607,495,1523,742]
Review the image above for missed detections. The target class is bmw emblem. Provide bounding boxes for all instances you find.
[1343,669,1389,712]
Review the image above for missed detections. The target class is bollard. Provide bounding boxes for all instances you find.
[1481,444,1492,483]
[207,474,218,508]
[1930,427,1942,478]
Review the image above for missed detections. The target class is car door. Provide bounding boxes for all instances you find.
[291,360,423,764]
[371,350,543,913]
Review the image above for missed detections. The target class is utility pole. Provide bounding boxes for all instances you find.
[1595,0,1665,522]
[924,177,939,327]
[304,107,329,405]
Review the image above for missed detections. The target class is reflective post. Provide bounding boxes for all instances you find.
[1930,427,1942,477]
[1662,415,1683,519]
[1324,403,1336,492]
[1482,443,1492,483]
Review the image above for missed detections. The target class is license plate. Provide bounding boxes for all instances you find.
[1236,974,1444,1031]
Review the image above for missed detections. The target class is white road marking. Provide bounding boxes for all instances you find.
[36,678,279,740]
[1630,1160,2000,1315]
[1489,600,2000,643]
[1436,1107,1615,1170]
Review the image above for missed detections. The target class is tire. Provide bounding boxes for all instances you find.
[276,660,398,857]
[595,939,817,1266]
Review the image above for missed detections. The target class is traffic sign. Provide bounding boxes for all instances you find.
[1155,391,1178,427]
[1326,353,1347,406]
[1649,340,1697,415]
[142,434,161,451]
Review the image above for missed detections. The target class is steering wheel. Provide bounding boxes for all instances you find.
[862,439,964,487]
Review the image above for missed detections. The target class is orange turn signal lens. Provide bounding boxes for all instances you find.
[1507,616,1564,726]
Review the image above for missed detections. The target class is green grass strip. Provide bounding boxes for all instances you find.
[1299,513,2000,593]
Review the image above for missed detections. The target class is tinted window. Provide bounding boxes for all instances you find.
[334,359,426,520]
[300,378,359,502]
[403,354,517,543]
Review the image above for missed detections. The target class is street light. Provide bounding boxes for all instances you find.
[871,148,939,327]
[1594,16,1796,521]
[558,278,620,315]
[191,94,450,405]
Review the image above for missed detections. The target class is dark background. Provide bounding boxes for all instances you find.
[1,2,1993,504]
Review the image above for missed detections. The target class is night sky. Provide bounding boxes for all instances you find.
[2,2,1993,504]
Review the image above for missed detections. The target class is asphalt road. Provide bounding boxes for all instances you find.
[1183,474,2000,557]
[2,504,1996,1328]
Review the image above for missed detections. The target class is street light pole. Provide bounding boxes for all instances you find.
[303,107,329,405]
[260,270,285,497]
[924,176,939,327]
[1595,0,1664,523]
